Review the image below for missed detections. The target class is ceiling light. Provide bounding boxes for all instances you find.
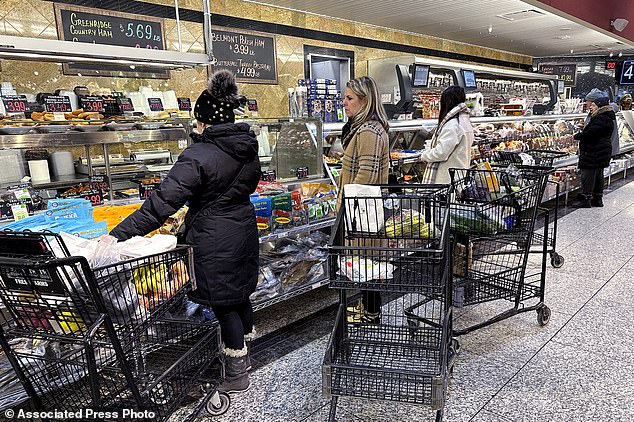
[619,51,623,57]
[33,71,38,76]
[610,52,614,57]
[488,25,493,34]
[570,49,574,54]
[129,65,136,70]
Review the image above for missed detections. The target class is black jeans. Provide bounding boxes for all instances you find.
[211,300,254,350]
[362,290,382,315]
[579,168,605,197]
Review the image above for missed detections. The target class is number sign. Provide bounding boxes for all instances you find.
[620,61,634,85]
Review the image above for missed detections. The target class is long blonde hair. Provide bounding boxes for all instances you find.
[342,76,389,147]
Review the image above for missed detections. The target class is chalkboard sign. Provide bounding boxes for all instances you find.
[44,96,72,113]
[538,64,577,87]
[54,4,168,79]
[148,98,164,112]
[210,27,277,84]
[55,4,165,49]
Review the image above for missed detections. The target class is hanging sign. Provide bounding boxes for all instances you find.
[538,64,577,87]
[210,26,277,84]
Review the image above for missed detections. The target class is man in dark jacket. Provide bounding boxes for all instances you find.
[111,70,261,393]
[573,90,614,207]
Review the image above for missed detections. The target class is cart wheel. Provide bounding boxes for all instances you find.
[537,306,551,326]
[550,253,564,268]
[206,391,230,416]
[149,381,174,405]
[451,337,461,355]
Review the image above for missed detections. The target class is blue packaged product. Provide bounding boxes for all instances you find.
[251,197,272,217]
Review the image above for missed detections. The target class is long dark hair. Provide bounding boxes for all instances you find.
[437,85,466,125]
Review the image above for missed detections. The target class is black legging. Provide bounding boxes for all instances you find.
[211,300,254,350]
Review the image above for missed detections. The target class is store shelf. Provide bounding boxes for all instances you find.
[0,128,188,149]
[259,218,335,243]
[252,275,330,311]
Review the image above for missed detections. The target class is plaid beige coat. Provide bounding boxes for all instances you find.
[338,120,390,201]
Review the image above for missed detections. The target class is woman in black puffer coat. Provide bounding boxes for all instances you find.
[110,70,261,394]
[573,94,614,207]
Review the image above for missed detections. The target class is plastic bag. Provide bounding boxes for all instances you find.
[338,256,394,283]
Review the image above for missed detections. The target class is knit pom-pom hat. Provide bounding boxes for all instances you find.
[194,69,239,125]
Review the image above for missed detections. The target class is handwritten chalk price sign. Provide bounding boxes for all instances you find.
[55,4,164,49]
[210,27,277,84]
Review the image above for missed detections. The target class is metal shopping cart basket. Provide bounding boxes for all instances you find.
[448,166,552,336]
[323,184,454,422]
[0,230,230,420]
[488,149,568,268]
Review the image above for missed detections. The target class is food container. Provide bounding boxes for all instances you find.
[27,160,51,184]
[49,151,75,177]
[0,149,26,184]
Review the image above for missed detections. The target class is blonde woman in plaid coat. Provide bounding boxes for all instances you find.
[338,76,390,324]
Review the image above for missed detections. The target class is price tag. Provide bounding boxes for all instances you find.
[296,166,309,179]
[2,95,28,114]
[44,96,72,113]
[82,189,103,206]
[247,99,259,112]
[139,182,161,200]
[117,97,135,112]
[89,175,110,195]
[102,98,120,116]
[10,204,29,221]
[177,97,192,111]
[261,170,277,182]
[80,96,104,112]
[147,98,164,112]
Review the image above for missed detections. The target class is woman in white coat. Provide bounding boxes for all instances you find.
[418,86,474,184]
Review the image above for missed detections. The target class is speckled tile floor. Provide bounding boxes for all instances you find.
[184,177,634,422]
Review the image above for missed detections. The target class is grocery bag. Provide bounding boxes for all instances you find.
[342,184,384,234]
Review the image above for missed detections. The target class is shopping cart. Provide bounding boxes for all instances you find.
[323,184,454,422]
[0,230,230,420]
[448,166,552,336]
[487,151,566,268]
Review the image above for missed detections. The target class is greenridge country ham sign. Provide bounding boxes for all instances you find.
[54,4,168,78]
[210,27,277,84]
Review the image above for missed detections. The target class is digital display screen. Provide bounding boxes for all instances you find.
[462,70,477,88]
[620,60,634,85]
[412,64,430,88]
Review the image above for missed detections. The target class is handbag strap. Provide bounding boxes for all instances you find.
[185,163,247,228]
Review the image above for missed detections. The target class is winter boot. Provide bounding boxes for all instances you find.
[360,311,381,324]
[572,194,592,208]
[244,329,256,371]
[218,345,250,394]
[591,195,604,207]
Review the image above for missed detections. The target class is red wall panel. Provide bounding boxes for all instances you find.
[534,0,634,43]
